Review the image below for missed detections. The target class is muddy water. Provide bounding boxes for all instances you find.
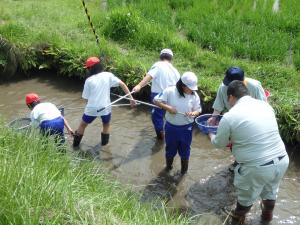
[0,76,299,224]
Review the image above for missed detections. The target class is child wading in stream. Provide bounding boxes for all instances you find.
[73,56,135,147]
[154,72,201,175]
[25,93,73,144]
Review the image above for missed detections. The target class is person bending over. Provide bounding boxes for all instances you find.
[26,93,73,144]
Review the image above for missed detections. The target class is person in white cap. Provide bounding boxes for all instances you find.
[132,48,180,140]
[154,72,201,175]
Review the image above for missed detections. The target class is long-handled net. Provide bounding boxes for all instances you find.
[7,118,31,131]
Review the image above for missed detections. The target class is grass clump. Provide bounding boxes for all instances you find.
[0,125,191,225]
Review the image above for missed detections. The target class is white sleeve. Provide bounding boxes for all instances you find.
[82,80,90,99]
[110,74,121,87]
[30,111,39,128]
[154,89,168,103]
[147,64,159,79]
[211,117,231,148]
[192,93,202,112]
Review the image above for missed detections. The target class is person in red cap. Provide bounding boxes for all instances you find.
[72,56,135,147]
[26,93,73,144]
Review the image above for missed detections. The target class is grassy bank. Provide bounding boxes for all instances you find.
[0,125,191,225]
[0,0,299,143]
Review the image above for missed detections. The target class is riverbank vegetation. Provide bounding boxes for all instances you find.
[0,125,191,224]
[0,0,299,144]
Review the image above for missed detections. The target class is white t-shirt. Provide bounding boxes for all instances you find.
[154,86,201,125]
[30,102,62,128]
[148,61,180,93]
[211,96,286,166]
[82,72,121,116]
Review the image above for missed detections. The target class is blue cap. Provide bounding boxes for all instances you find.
[223,67,244,86]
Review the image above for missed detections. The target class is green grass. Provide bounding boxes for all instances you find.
[0,0,299,143]
[0,125,192,225]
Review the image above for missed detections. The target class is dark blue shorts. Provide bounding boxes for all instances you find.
[82,113,111,124]
[40,116,65,143]
[165,122,193,160]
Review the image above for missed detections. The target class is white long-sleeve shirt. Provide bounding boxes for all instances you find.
[211,96,286,166]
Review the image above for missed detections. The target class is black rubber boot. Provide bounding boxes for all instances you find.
[229,160,239,173]
[165,157,174,171]
[181,159,189,175]
[261,200,275,223]
[156,130,165,140]
[73,131,83,147]
[230,202,252,225]
[101,133,110,146]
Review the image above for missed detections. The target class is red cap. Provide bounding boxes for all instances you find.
[84,57,100,68]
[25,93,40,105]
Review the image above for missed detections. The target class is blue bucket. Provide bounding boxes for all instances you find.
[195,114,222,134]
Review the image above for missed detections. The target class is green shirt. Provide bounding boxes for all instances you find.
[212,78,266,112]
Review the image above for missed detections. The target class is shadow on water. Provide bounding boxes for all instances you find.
[108,107,164,171]
[140,169,185,208]
[186,168,236,217]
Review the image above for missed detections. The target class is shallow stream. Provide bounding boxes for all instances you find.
[0,75,299,224]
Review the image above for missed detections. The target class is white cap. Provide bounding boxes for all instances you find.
[181,72,198,91]
[160,48,173,57]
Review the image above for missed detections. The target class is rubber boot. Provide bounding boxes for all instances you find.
[229,160,239,173]
[101,133,110,146]
[230,202,252,225]
[73,131,83,147]
[165,157,174,171]
[181,159,189,175]
[156,130,165,140]
[261,200,275,222]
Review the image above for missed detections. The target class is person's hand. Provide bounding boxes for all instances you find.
[207,116,217,126]
[130,99,137,107]
[132,84,141,93]
[167,106,177,114]
[68,129,74,137]
[185,112,198,117]
[208,132,215,140]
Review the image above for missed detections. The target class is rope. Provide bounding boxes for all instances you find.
[81,0,100,48]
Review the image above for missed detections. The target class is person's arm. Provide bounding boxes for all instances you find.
[132,74,152,92]
[155,100,177,114]
[186,94,202,117]
[207,109,221,125]
[119,81,136,107]
[208,117,231,148]
[153,90,177,114]
[63,118,73,136]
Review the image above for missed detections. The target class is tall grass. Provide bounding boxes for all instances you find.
[0,126,191,225]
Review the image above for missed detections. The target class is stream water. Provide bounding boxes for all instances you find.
[0,75,299,225]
